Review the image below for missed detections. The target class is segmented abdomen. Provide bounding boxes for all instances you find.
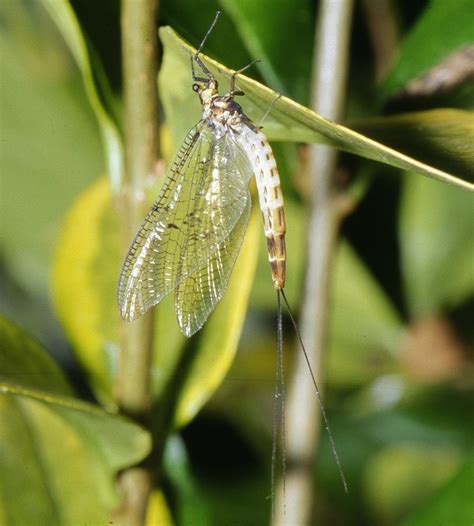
[242,128,286,289]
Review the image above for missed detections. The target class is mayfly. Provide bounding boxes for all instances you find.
[118,17,284,335]
[117,9,347,511]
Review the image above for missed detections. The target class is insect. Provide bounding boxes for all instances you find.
[117,13,285,336]
[117,10,347,516]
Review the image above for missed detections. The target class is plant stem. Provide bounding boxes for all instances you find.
[275,0,353,524]
[115,0,160,523]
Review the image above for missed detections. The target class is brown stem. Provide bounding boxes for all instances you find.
[275,0,354,524]
[114,0,160,523]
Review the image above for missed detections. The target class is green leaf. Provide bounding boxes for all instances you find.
[0,320,150,525]
[383,0,474,99]
[51,178,117,399]
[0,386,151,525]
[219,0,313,103]
[364,444,463,525]
[399,173,474,316]
[40,0,123,190]
[327,242,404,386]
[351,109,474,181]
[0,316,72,396]
[403,452,474,526]
[159,26,473,191]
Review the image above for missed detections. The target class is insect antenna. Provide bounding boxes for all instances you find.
[196,10,221,57]
[192,11,221,80]
[280,288,349,494]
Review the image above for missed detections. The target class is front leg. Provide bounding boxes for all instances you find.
[223,90,245,99]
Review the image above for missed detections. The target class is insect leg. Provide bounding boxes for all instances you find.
[229,58,261,95]
[258,94,282,128]
[190,53,210,83]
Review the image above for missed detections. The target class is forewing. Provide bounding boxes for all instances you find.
[173,133,255,336]
[118,123,207,321]
[117,125,253,323]
[175,188,251,337]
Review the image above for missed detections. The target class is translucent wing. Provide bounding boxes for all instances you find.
[175,187,251,336]
[117,123,254,323]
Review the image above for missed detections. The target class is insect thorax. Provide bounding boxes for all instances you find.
[202,95,254,136]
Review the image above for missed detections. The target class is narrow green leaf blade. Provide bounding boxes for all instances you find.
[351,109,474,182]
[159,26,473,191]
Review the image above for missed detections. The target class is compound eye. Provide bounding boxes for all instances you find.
[192,83,200,92]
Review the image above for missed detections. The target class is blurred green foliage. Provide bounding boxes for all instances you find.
[0,317,150,524]
[1,0,473,525]
[0,0,103,345]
